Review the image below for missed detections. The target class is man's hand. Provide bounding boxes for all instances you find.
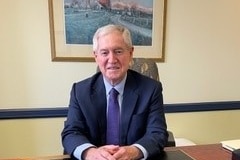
[112,146,143,160]
[82,145,143,160]
[82,145,120,160]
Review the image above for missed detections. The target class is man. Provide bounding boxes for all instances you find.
[62,24,168,160]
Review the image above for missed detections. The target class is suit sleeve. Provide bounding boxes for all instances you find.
[61,83,91,156]
[135,82,168,157]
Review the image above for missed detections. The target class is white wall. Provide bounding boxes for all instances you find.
[0,0,240,158]
[160,0,240,103]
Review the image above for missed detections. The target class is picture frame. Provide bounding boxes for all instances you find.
[48,0,167,62]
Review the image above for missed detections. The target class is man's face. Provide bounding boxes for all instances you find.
[94,31,133,85]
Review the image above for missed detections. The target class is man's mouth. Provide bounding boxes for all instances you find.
[107,66,119,70]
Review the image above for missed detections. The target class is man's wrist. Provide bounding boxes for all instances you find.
[73,143,95,160]
[126,146,144,159]
[132,144,148,160]
[82,146,97,159]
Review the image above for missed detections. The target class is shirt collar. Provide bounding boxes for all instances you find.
[103,74,127,96]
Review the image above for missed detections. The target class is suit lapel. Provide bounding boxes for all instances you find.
[120,72,139,144]
[90,75,107,145]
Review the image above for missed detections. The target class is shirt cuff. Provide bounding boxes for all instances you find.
[132,144,148,160]
[73,143,95,160]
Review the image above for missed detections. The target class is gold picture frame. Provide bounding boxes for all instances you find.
[48,0,167,62]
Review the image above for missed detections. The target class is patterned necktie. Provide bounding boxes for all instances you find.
[106,88,120,145]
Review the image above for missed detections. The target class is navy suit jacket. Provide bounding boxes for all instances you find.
[62,70,168,158]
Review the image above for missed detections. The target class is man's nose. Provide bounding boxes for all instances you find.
[108,52,117,62]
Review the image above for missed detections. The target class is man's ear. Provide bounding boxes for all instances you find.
[130,47,134,57]
[93,51,97,58]
[131,46,134,52]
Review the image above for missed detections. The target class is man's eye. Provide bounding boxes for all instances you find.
[100,51,108,56]
[115,49,124,55]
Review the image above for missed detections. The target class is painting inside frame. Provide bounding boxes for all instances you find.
[49,0,166,62]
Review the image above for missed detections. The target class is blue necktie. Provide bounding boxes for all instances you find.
[106,88,120,145]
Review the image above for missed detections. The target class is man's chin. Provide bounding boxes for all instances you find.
[106,75,122,85]
[106,70,120,75]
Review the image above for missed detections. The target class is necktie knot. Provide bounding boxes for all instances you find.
[109,88,119,99]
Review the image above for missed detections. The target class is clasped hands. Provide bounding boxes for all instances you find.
[82,145,143,160]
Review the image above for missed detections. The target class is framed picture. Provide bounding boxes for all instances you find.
[49,0,167,62]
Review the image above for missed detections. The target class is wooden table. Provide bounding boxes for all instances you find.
[2,144,232,160]
[165,143,232,160]
[0,155,70,160]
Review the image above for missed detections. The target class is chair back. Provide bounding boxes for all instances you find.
[129,58,159,81]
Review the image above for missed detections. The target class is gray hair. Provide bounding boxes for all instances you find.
[92,24,133,52]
